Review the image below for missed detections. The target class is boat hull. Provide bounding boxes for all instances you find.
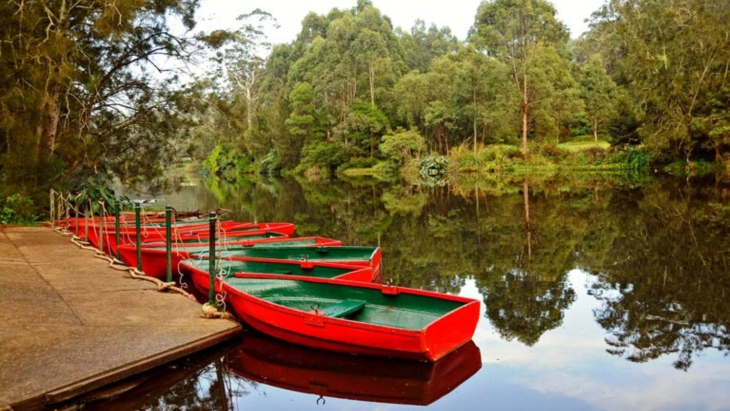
[90,222,296,258]
[223,274,480,362]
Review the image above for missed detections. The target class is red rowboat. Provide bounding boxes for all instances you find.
[222,273,480,361]
[119,236,342,279]
[87,222,296,256]
[180,257,374,293]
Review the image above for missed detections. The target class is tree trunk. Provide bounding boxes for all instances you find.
[521,71,528,155]
[473,85,477,153]
[370,128,374,162]
[246,88,253,130]
[715,133,725,163]
[45,83,62,157]
[593,118,599,142]
[369,63,375,108]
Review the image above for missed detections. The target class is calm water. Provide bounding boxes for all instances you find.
[106,175,730,411]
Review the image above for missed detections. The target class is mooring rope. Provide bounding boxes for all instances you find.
[60,198,196,301]
[67,232,197,300]
[49,191,237,319]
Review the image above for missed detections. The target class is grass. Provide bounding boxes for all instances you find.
[342,167,380,177]
[558,135,611,151]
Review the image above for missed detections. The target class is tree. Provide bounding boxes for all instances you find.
[579,55,617,142]
[529,45,584,144]
[587,0,730,160]
[0,0,201,197]
[471,0,570,154]
[204,10,278,133]
[380,128,426,165]
[398,20,460,73]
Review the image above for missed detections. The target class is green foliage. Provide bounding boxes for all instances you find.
[614,147,651,171]
[471,0,571,153]
[7,0,728,201]
[379,128,426,164]
[415,155,450,186]
[0,194,38,225]
[258,150,283,176]
[0,0,201,198]
[578,54,618,141]
[584,0,730,161]
[296,142,350,174]
[203,145,253,182]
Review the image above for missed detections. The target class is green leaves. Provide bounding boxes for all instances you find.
[380,128,426,163]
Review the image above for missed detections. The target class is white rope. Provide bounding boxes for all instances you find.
[55,194,235,319]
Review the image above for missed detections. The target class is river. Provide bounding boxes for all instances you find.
[103,173,730,411]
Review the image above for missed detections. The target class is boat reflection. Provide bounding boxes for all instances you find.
[225,332,482,406]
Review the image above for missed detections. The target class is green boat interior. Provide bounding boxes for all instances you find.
[148,237,319,251]
[184,259,355,279]
[195,246,376,262]
[226,277,465,331]
[173,232,285,244]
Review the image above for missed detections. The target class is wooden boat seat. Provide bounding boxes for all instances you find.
[320,299,366,318]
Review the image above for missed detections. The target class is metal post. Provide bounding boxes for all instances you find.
[84,193,89,242]
[75,195,80,238]
[135,204,142,272]
[64,192,70,225]
[49,190,55,228]
[166,205,173,283]
[57,193,62,230]
[115,201,121,260]
[98,200,104,253]
[209,211,217,305]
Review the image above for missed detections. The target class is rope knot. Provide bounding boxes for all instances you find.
[202,302,233,319]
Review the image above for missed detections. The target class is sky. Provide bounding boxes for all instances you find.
[193,0,607,46]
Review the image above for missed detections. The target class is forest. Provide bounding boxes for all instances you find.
[1,0,730,217]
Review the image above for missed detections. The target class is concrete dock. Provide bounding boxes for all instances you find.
[0,227,241,411]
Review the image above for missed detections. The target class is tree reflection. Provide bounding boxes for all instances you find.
[475,180,581,346]
[130,359,253,411]
[195,173,730,368]
[582,182,730,370]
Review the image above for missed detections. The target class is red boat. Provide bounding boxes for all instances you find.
[195,246,382,282]
[87,222,296,257]
[119,236,342,279]
[226,332,482,405]
[59,215,163,239]
[180,257,374,293]
[222,273,480,361]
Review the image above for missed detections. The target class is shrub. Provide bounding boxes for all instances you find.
[296,142,349,174]
[258,149,282,176]
[379,128,426,164]
[0,194,38,225]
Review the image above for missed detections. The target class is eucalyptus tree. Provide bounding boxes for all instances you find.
[578,55,617,142]
[285,2,406,169]
[588,0,730,160]
[397,20,460,73]
[203,10,279,155]
[471,0,570,154]
[0,0,201,196]
[529,45,584,144]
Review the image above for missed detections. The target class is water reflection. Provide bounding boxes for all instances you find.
[226,332,481,405]
[112,173,730,410]
[175,174,730,369]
